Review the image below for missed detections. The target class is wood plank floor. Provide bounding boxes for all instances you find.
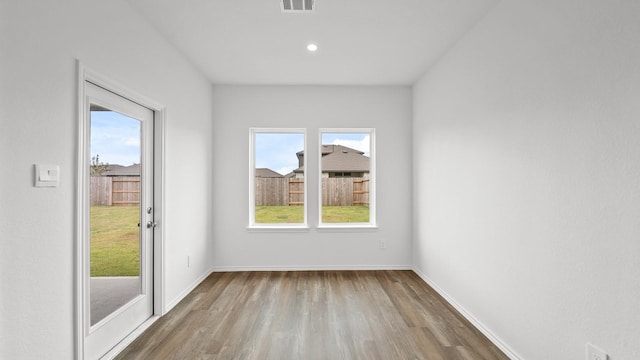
[116,271,509,360]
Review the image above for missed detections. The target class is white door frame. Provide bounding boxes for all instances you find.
[75,61,166,359]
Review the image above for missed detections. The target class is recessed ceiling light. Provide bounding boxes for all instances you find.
[307,43,318,52]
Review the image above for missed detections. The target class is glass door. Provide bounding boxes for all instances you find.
[83,81,154,359]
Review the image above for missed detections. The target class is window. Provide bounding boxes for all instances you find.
[249,128,307,228]
[319,129,376,227]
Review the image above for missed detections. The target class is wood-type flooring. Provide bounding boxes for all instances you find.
[116,271,509,360]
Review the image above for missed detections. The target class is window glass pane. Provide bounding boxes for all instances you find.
[320,131,372,224]
[89,107,142,325]
[254,132,305,224]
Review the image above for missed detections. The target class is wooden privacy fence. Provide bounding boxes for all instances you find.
[255,177,370,206]
[289,179,304,206]
[90,177,140,206]
[255,177,288,206]
[322,177,352,206]
[321,178,370,206]
[353,179,370,206]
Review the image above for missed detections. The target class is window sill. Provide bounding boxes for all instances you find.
[247,225,311,233]
[316,224,378,232]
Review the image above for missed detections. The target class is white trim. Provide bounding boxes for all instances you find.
[210,265,412,272]
[248,128,308,228]
[318,128,376,228]
[98,316,160,360]
[316,224,378,232]
[164,269,214,312]
[89,294,147,333]
[247,225,311,232]
[411,268,522,360]
[153,108,167,316]
[83,69,164,111]
[75,60,87,360]
[75,61,166,359]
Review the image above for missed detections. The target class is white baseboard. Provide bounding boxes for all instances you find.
[164,269,214,312]
[411,267,522,360]
[209,264,412,272]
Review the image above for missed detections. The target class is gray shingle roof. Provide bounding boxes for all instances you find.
[297,144,364,157]
[255,168,284,178]
[105,164,140,176]
[321,144,364,156]
[294,145,369,173]
[321,151,369,172]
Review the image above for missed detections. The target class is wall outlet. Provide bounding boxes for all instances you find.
[587,343,608,360]
[187,255,190,268]
[379,239,386,249]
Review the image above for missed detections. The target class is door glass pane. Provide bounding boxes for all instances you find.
[320,132,371,223]
[254,132,305,224]
[89,104,142,325]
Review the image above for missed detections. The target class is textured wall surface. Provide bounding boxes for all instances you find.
[413,0,640,359]
[211,85,413,270]
[0,1,214,358]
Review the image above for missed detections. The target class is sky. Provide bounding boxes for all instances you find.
[255,132,370,176]
[90,111,141,166]
[90,117,370,174]
[322,133,370,157]
[255,133,304,175]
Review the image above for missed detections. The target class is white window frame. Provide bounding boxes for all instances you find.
[318,128,377,229]
[248,128,308,230]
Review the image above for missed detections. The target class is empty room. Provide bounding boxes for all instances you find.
[1,0,639,359]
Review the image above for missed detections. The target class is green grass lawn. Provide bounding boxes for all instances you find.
[90,206,140,277]
[91,205,370,275]
[255,206,369,223]
[255,206,304,223]
[322,206,370,223]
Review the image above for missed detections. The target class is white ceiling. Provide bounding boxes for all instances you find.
[127,0,498,85]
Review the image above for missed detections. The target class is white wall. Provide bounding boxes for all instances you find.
[413,0,640,359]
[0,1,214,358]
[212,86,412,269]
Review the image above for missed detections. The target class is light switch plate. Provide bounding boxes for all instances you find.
[35,164,60,187]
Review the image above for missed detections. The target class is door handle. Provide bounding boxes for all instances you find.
[146,221,157,229]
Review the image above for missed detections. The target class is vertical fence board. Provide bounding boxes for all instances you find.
[112,177,140,205]
[254,177,369,206]
[323,178,353,206]
[255,177,287,206]
[90,177,112,206]
[353,179,370,206]
[288,179,304,205]
[91,177,140,206]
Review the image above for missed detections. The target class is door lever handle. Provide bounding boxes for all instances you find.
[146,221,157,229]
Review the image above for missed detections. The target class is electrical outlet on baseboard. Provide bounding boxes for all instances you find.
[587,343,608,360]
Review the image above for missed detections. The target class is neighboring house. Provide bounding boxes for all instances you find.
[104,164,140,177]
[255,168,283,178]
[293,144,369,178]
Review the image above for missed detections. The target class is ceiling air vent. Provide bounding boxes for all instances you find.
[281,0,315,12]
